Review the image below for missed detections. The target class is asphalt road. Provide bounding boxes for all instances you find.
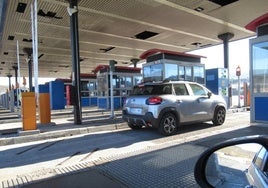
[1,111,266,188]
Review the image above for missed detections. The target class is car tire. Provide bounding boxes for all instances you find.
[158,112,177,136]
[128,123,143,129]
[212,106,226,126]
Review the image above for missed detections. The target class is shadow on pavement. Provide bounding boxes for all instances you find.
[12,124,268,188]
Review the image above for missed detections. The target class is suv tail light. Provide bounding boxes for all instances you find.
[146,96,162,105]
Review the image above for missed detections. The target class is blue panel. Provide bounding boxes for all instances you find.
[113,97,121,109]
[39,84,49,93]
[98,98,108,109]
[98,97,122,109]
[81,98,89,107]
[255,97,268,121]
[49,81,65,110]
[206,68,219,94]
[90,97,97,106]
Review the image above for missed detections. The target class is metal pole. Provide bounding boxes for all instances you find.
[12,66,18,88]
[7,74,12,111]
[7,74,12,91]
[31,0,39,99]
[68,0,82,124]
[28,58,33,92]
[218,32,234,109]
[110,68,114,118]
[238,75,241,108]
[16,41,21,117]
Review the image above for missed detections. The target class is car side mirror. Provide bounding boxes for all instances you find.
[194,135,268,188]
[207,92,212,98]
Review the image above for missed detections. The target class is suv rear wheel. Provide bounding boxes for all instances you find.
[212,107,226,126]
[158,112,177,136]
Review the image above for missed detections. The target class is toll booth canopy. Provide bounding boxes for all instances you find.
[140,49,205,84]
[95,65,142,109]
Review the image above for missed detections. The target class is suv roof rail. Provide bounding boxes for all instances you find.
[163,76,181,83]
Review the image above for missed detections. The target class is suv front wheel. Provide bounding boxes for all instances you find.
[212,106,226,126]
[158,112,177,136]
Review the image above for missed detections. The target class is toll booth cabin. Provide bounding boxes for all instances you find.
[57,73,97,107]
[140,49,205,84]
[246,14,268,124]
[95,65,142,110]
[249,31,268,123]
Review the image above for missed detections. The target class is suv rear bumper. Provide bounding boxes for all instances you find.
[122,110,159,128]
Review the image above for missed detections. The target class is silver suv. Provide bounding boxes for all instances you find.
[122,81,227,136]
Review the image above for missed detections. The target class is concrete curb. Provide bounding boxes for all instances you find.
[0,122,128,146]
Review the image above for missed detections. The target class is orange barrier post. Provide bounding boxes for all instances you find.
[21,92,36,131]
[39,93,51,124]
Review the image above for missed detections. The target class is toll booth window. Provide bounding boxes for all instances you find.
[88,82,97,96]
[178,66,185,81]
[125,77,132,88]
[120,76,132,88]
[97,76,107,96]
[252,41,268,93]
[81,81,89,97]
[185,66,192,81]
[113,76,119,88]
[143,64,163,82]
[134,76,142,85]
[164,63,178,80]
[193,66,205,84]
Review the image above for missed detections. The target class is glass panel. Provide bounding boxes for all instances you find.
[254,147,267,169]
[252,41,268,93]
[81,81,89,97]
[113,76,118,88]
[133,76,142,85]
[125,77,132,88]
[206,144,262,187]
[88,82,97,96]
[131,85,155,95]
[190,83,207,95]
[81,81,89,91]
[178,66,185,81]
[143,66,151,82]
[132,84,172,95]
[164,63,178,80]
[185,66,192,81]
[97,75,107,96]
[193,66,205,84]
[143,64,163,82]
[173,84,188,95]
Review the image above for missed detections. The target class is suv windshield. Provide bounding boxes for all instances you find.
[131,84,172,95]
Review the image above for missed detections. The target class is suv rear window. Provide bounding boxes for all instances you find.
[131,84,172,95]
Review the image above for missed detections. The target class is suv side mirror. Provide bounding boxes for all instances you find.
[207,92,212,98]
[194,135,268,188]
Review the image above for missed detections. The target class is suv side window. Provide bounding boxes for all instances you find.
[173,84,188,95]
[189,84,207,96]
[151,84,172,95]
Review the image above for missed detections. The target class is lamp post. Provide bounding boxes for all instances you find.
[236,65,241,108]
